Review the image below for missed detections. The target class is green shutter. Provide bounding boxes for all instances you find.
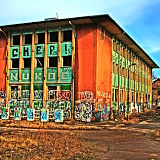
[120,55,122,67]
[21,69,31,82]
[47,43,58,57]
[116,53,119,65]
[9,69,19,83]
[113,51,115,63]
[10,46,20,59]
[34,68,44,82]
[35,44,44,58]
[126,59,128,69]
[122,76,125,88]
[120,75,122,87]
[61,84,71,90]
[116,74,119,86]
[60,67,72,82]
[22,45,32,58]
[46,68,58,82]
[122,57,125,68]
[61,42,72,56]
[112,72,115,86]
[126,78,128,89]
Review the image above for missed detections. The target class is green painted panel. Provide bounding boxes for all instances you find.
[11,32,20,36]
[10,46,20,59]
[9,69,19,82]
[126,59,128,69]
[23,31,33,35]
[47,43,58,57]
[35,44,44,58]
[46,68,57,82]
[36,30,45,34]
[22,45,32,58]
[61,42,72,56]
[126,78,128,89]
[34,68,44,82]
[48,28,59,32]
[120,75,122,87]
[61,85,71,90]
[116,52,119,65]
[62,26,72,31]
[122,76,125,88]
[120,55,122,67]
[122,57,125,68]
[21,69,31,82]
[112,51,115,63]
[60,67,72,82]
[112,72,115,86]
[116,74,118,86]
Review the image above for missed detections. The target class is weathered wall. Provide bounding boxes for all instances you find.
[96,28,112,101]
[75,25,97,99]
[0,33,7,91]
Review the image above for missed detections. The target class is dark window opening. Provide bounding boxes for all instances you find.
[11,86,18,99]
[63,56,72,66]
[49,57,58,67]
[38,33,45,44]
[36,58,44,68]
[12,59,19,68]
[25,34,32,44]
[115,89,118,102]
[48,86,57,100]
[63,30,72,42]
[24,58,31,68]
[50,32,58,42]
[13,35,20,45]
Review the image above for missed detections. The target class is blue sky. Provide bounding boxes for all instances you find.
[0,0,160,77]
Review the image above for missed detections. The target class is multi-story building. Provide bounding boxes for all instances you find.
[152,78,160,109]
[0,14,158,122]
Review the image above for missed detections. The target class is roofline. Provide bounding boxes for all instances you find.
[0,14,159,68]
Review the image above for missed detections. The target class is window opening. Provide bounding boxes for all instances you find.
[38,33,45,44]
[24,58,31,68]
[24,34,32,44]
[63,56,72,66]
[12,59,19,68]
[49,57,58,67]
[63,30,72,42]
[36,58,44,68]
[50,32,58,42]
[13,35,20,45]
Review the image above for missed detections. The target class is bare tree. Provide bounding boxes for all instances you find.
[152,71,157,82]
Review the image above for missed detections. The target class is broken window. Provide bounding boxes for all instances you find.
[13,35,20,45]
[12,59,19,68]
[24,58,31,68]
[63,30,72,42]
[49,57,58,67]
[49,32,58,42]
[36,58,44,68]
[37,33,45,44]
[24,34,32,44]
[63,56,72,66]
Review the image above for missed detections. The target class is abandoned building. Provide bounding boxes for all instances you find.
[0,14,158,122]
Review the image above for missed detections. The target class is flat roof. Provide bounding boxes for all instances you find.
[1,14,158,68]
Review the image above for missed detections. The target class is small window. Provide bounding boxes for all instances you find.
[115,89,118,102]
[63,30,72,42]
[50,32,58,42]
[38,33,45,44]
[49,57,58,67]
[11,86,18,99]
[24,58,31,68]
[13,35,20,45]
[25,34,32,44]
[36,58,44,68]
[12,59,19,68]
[48,86,57,100]
[63,56,72,66]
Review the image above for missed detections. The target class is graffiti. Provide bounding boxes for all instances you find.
[41,108,49,122]
[14,107,21,120]
[21,90,30,99]
[0,91,5,98]
[2,106,9,119]
[34,90,43,99]
[27,108,35,121]
[48,90,71,101]
[33,101,43,109]
[11,90,18,99]
[55,109,63,122]
[78,91,94,100]
[97,91,111,102]
[75,101,92,122]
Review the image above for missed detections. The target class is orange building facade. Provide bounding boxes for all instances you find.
[0,15,158,122]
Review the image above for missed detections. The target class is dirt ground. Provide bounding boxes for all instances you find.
[0,111,160,160]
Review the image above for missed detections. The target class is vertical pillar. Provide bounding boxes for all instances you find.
[6,32,11,105]
[30,30,35,107]
[43,28,47,107]
[71,25,76,121]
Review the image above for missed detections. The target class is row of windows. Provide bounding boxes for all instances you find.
[112,73,150,93]
[11,29,72,45]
